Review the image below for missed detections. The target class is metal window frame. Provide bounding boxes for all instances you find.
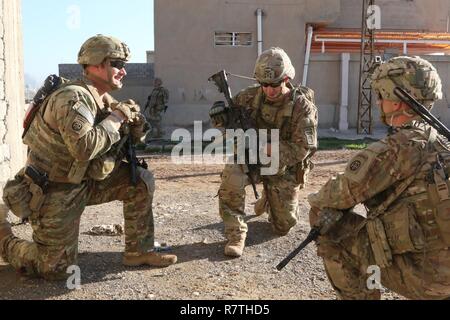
[214,31,253,47]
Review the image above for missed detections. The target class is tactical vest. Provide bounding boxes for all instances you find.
[366,124,450,265]
[248,85,305,142]
[23,81,106,184]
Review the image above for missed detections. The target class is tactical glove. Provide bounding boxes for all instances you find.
[209,101,228,128]
[111,99,141,123]
[309,207,345,235]
[129,113,149,143]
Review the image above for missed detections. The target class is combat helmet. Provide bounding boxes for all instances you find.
[254,47,295,84]
[78,34,131,66]
[371,56,442,109]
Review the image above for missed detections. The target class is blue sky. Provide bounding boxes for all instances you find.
[23,0,154,87]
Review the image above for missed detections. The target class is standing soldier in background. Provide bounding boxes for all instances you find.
[209,47,318,257]
[308,56,450,299]
[144,77,169,140]
[0,34,176,281]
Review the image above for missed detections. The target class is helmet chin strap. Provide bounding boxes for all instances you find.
[380,103,417,126]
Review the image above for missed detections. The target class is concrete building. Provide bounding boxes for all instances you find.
[154,0,450,130]
[0,0,26,193]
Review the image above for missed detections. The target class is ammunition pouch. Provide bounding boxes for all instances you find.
[366,218,393,268]
[2,166,49,219]
[24,165,48,213]
[427,163,450,246]
[380,203,425,254]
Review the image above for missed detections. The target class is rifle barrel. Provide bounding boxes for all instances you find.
[276,228,320,271]
[393,87,450,140]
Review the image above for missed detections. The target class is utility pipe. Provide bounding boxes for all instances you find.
[316,36,450,54]
[256,8,264,56]
[302,25,313,86]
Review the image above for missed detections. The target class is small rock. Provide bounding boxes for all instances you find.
[85,224,124,236]
[193,292,200,296]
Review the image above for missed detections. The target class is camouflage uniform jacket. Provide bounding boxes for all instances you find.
[309,121,450,253]
[232,84,318,172]
[145,86,169,115]
[23,80,122,184]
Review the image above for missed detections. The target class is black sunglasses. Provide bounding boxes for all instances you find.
[109,60,126,69]
[260,81,283,88]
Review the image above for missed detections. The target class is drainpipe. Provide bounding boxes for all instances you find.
[339,53,350,131]
[302,25,313,86]
[256,8,264,56]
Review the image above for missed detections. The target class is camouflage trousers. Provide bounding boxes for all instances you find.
[313,212,450,300]
[146,112,164,140]
[218,164,302,240]
[0,162,155,280]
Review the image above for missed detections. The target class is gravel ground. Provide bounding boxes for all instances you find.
[0,150,402,300]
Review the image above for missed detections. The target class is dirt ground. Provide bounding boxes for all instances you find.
[0,149,402,300]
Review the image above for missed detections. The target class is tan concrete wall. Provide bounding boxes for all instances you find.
[158,51,450,130]
[154,0,450,130]
[154,0,340,127]
[0,0,26,194]
[329,0,450,31]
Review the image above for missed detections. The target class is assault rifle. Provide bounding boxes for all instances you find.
[393,86,450,140]
[122,126,148,187]
[208,70,260,199]
[276,209,344,271]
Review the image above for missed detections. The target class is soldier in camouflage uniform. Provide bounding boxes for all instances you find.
[0,35,177,281]
[144,78,169,140]
[308,56,450,299]
[210,47,318,257]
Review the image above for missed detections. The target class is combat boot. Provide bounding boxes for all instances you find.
[272,225,290,236]
[224,234,246,257]
[254,193,268,216]
[123,251,177,267]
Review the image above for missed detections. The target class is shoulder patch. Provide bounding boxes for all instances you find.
[68,114,90,136]
[72,121,83,132]
[344,153,371,183]
[344,140,389,183]
[349,159,362,171]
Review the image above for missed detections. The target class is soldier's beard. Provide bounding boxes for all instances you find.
[109,80,123,91]
[107,68,124,91]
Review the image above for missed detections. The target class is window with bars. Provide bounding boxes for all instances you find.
[214,32,253,47]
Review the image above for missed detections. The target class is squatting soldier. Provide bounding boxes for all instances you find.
[0,35,177,280]
[210,47,318,257]
[308,56,450,299]
[144,77,169,140]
